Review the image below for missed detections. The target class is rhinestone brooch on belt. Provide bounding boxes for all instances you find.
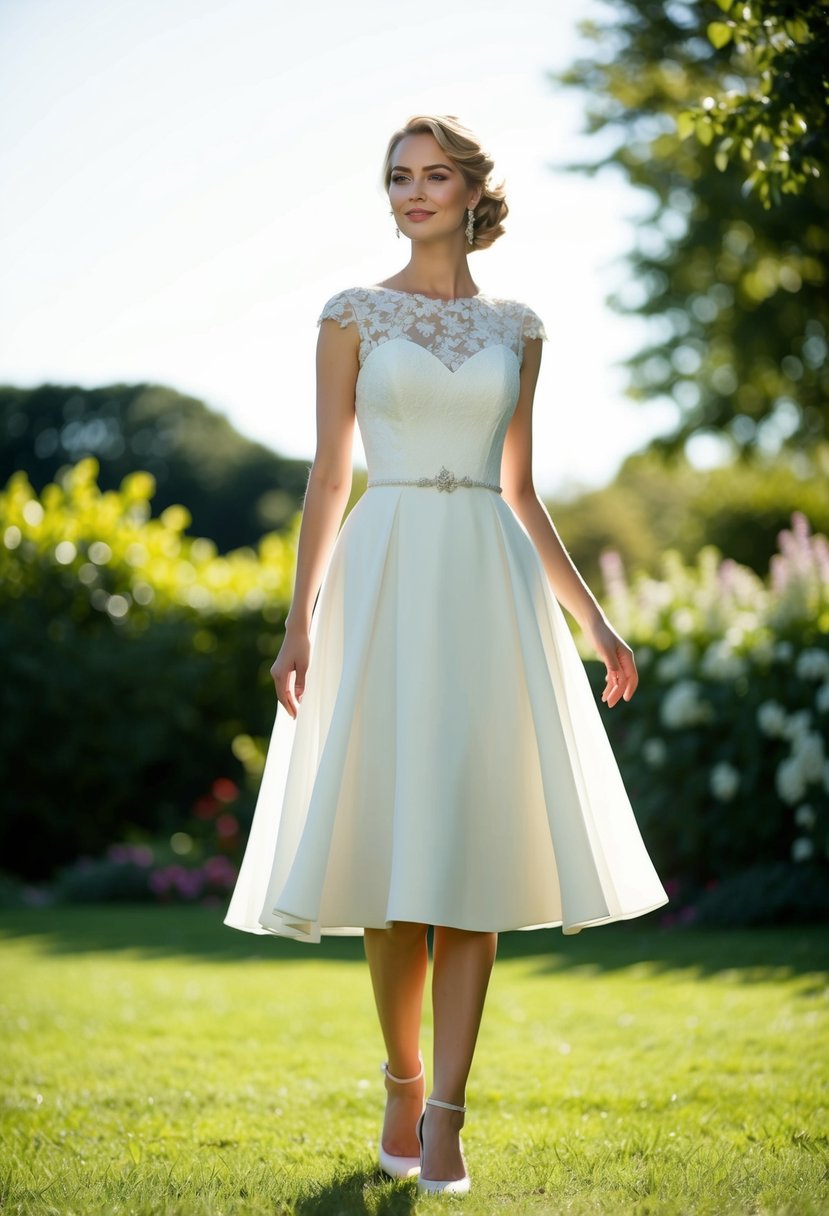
[367,466,502,494]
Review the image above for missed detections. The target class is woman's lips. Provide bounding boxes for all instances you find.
[406,210,434,221]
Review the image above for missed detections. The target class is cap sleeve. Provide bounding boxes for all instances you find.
[521,304,547,343]
[317,290,358,329]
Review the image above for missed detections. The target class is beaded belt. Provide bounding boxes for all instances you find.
[367,465,502,495]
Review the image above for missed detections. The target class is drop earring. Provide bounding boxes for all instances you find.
[466,208,475,246]
[390,209,400,239]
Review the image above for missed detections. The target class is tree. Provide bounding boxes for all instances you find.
[556,0,829,454]
[0,382,310,551]
[680,0,829,205]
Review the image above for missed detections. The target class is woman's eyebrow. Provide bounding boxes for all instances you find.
[390,163,456,173]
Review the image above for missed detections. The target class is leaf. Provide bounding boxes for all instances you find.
[784,19,810,45]
[715,0,732,10]
[695,117,715,147]
[715,148,730,172]
[676,111,696,140]
[708,21,733,49]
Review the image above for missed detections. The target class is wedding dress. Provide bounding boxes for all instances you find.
[224,286,668,940]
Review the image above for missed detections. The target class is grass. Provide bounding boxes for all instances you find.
[0,906,827,1215]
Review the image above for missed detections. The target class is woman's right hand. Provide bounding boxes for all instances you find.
[270,625,311,719]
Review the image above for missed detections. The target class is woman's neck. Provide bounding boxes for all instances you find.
[384,244,478,301]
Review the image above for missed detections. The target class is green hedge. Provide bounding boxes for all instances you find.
[0,460,293,879]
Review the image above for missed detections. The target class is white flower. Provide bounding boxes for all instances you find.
[671,609,696,634]
[700,641,747,682]
[655,643,695,683]
[710,762,740,802]
[776,758,807,806]
[757,701,787,738]
[660,680,714,729]
[816,683,829,715]
[793,731,825,782]
[795,648,829,681]
[775,641,794,662]
[794,804,816,830]
[643,738,668,767]
[781,710,812,743]
[791,837,815,863]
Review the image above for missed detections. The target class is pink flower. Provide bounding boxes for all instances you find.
[173,869,204,900]
[216,813,239,839]
[149,869,172,895]
[204,854,237,886]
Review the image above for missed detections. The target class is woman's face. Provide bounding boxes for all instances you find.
[388,133,481,245]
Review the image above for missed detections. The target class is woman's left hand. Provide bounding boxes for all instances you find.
[588,618,638,707]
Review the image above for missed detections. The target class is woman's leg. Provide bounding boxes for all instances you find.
[364,920,429,1156]
[422,926,498,1181]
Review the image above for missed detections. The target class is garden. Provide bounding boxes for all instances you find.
[2,1,829,1211]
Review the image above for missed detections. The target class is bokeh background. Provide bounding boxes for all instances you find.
[1,0,827,927]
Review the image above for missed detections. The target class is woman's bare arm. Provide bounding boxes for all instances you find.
[271,318,359,717]
[500,338,637,706]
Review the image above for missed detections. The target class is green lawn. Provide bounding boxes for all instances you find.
[0,907,827,1215]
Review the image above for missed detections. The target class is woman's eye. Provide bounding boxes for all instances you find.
[391,174,409,183]
[429,174,447,181]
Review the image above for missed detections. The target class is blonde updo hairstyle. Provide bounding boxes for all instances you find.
[382,114,508,252]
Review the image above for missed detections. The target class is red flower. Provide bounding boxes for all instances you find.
[212,778,240,804]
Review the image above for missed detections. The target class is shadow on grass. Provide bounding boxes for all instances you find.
[294,1168,417,1216]
[0,904,827,981]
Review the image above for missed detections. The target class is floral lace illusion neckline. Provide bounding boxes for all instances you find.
[317,286,547,373]
[370,285,487,304]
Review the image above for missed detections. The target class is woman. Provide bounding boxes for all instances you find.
[225,114,668,1195]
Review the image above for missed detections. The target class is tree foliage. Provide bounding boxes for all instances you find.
[549,448,829,590]
[0,382,310,551]
[556,0,829,453]
[680,0,829,205]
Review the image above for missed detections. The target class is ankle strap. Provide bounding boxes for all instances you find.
[426,1096,466,1113]
[381,1053,424,1085]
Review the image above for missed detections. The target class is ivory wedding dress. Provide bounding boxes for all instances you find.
[224,286,668,941]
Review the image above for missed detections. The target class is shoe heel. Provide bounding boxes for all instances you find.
[415,1097,471,1196]
[377,1055,423,1180]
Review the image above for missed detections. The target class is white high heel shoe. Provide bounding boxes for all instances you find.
[416,1096,471,1195]
[377,1055,424,1180]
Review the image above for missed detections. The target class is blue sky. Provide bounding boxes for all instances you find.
[0,0,677,497]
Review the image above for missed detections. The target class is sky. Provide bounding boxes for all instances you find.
[0,0,678,499]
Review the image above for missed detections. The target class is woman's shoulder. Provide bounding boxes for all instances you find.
[479,294,548,342]
[317,285,392,326]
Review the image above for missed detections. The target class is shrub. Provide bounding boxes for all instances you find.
[0,460,293,880]
[585,513,829,895]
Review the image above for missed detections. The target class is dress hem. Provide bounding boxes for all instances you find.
[223,894,669,943]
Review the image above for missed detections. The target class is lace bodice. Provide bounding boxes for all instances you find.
[315,285,547,491]
[318,286,546,373]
